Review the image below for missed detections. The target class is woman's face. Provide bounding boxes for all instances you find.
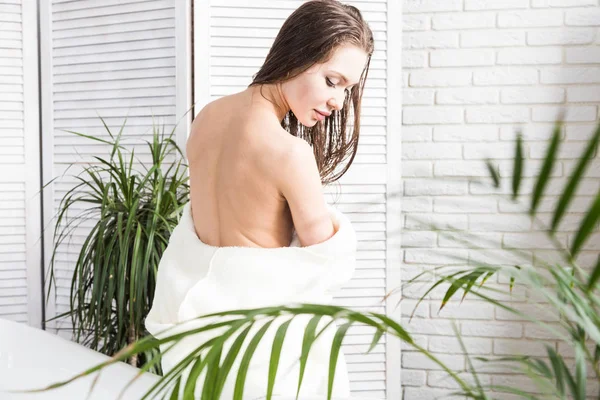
[283,44,369,127]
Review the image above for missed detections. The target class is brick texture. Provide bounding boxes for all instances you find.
[401,0,600,398]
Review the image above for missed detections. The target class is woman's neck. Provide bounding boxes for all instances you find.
[245,83,290,123]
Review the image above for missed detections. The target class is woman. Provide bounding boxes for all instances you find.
[185,0,374,249]
[146,1,374,398]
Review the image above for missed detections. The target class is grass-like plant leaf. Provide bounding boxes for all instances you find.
[452,321,487,399]
[45,116,189,372]
[212,323,255,399]
[327,321,353,400]
[570,189,600,257]
[485,158,501,188]
[588,255,600,292]
[233,319,276,400]
[512,132,524,200]
[552,123,600,232]
[296,315,322,399]
[266,318,294,400]
[530,121,561,216]
[367,328,384,353]
[574,344,586,400]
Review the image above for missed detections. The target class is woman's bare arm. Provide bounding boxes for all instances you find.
[276,139,337,247]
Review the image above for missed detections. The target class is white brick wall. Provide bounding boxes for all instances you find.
[401,0,600,398]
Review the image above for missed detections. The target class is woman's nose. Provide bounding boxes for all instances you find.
[328,94,344,112]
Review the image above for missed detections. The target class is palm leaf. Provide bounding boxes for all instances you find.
[552,123,600,232]
[25,304,479,398]
[169,377,181,400]
[327,321,353,400]
[453,322,486,397]
[200,344,223,400]
[512,132,524,200]
[295,315,323,399]
[212,323,254,399]
[367,328,384,353]
[530,121,561,216]
[233,319,276,400]
[267,318,294,400]
[485,158,501,188]
[570,189,600,257]
[574,344,586,400]
[587,255,600,292]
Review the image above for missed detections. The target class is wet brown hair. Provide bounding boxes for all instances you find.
[248,0,374,185]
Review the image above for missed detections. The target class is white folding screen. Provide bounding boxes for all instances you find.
[2,0,401,396]
[193,0,402,397]
[39,0,190,337]
[0,0,42,327]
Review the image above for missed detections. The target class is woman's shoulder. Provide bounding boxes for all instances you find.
[190,93,307,163]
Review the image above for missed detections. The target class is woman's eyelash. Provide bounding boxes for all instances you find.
[327,77,351,96]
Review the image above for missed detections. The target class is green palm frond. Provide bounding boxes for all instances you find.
[423,121,600,397]
[21,303,480,400]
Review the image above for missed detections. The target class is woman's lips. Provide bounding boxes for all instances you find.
[314,109,329,121]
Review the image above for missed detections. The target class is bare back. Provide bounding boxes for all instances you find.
[185,93,297,248]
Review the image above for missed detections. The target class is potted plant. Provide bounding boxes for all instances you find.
[45,117,190,374]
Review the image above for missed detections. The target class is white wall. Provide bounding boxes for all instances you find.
[401,0,600,397]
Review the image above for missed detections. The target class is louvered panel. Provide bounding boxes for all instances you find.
[0,270,26,283]
[53,87,176,102]
[0,285,27,297]
[52,157,176,170]
[53,18,174,40]
[54,77,175,93]
[208,0,387,391]
[54,48,176,66]
[349,367,387,381]
[46,0,178,339]
[54,96,176,110]
[0,0,27,323]
[51,162,174,184]
[54,105,176,119]
[53,1,172,21]
[53,116,175,129]
[53,7,174,31]
[53,66,175,84]
[0,254,24,264]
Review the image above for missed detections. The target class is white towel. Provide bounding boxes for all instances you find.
[145,201,357,399]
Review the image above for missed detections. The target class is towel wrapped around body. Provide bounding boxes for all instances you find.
[145,201,357,399]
